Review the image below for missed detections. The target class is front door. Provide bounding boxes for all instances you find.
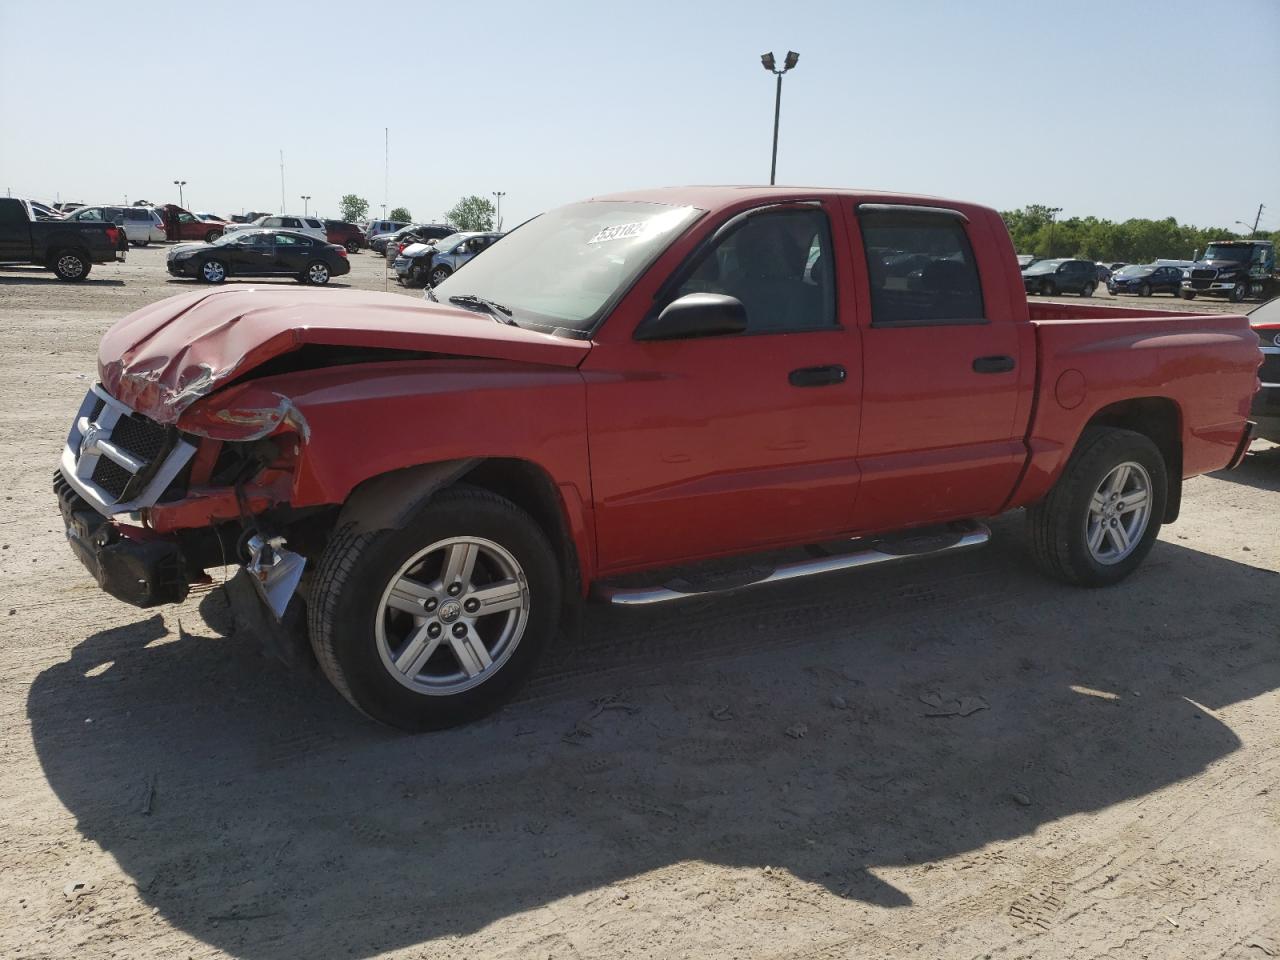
[850,204,1028,531]
[231,233,274,275]
[585,202,863,574]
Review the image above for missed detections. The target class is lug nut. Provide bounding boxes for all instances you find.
[464,598,480,614]
[452,623,467,638]
[447,582,462,597]
[424,598,438,612]
[427,623,442,638]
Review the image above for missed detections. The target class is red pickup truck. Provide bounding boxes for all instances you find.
[54,187,1260,730]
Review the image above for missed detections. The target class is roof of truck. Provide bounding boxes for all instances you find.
[589,185,997,218]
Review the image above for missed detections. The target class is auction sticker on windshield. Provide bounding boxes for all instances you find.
[588,222,646,244]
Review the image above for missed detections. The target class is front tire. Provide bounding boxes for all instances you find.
[430,265,452,287]
[1231,282,1247,303]
[1081,282,1095,297]
[1026,427,1166,587]
[205,229,223,243]
[1139,283,1152,297]
[309,485,562,731]
[1041,279,1056,296]
[200,259,227,283]
[1180,290,1197,300]
[52,250,90,282]
[345,239,360,254]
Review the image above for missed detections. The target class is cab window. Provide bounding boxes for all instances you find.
[857,206,985,326]
[672,206,836,334]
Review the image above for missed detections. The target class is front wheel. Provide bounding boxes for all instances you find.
[205,229,222,243]
[429,265,452,287]
[1138,283,1152,297]
[345,239,360,254]
[1180,290,1197,300]
[309,485,562,730]
[200,258,227,283]
[305,260,331,285]
[1041,280,1057,296]
[1231,282,1247,303]
[1026,427,1166,587]
[1081,282,1095,297]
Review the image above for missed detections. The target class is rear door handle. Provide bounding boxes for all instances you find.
[972,355,1016,374]
[789,364,847,387]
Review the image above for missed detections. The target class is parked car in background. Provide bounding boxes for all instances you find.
[1248,297,1280,444]
[64,206,166,246]
[324,220,367,253]
[395,231,503,287]
[363,219,409,245]
[162,204,226,243]
[0,197,125,280]
[222,214,328,242]
[1016,254,1037,270]
[1108,263,1184,297]
[195,212,225,223]
[1094,263,1113,283]
[166,229,350,285]
[28,201,62,220]
[381,223,458,262]
[52,202,84,214]
[1181,240,1276,303]
[1022,258,1098,296]
[230,211,273,224]
[53,186,1260,730]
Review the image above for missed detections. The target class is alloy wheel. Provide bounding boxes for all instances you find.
[1085,461,1152,565]
[374,537,531,695]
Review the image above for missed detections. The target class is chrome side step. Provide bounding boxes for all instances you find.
[595,520,991,607]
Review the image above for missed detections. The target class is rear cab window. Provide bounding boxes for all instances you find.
[856,205,985,326]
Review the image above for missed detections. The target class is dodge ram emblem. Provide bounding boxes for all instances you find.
[79,424,104,459]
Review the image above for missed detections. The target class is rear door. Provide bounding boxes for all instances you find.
[272,233,311,272]
[849,203,1027,530]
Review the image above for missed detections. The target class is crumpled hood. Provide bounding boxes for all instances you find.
[98,287,591,423]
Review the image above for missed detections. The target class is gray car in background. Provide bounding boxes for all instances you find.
[394,231,504,287]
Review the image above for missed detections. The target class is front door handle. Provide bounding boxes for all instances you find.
[972,355,1016,374]
[789,364,847,387]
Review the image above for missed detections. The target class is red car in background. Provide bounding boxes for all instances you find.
[162,204,226,243]
[324,220,366,253]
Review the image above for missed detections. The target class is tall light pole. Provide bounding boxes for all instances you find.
[491,191,506,230]
[1047,206,1063,254]
[300,195,311,216]
[173,180,187,208]
[760,50,799,185]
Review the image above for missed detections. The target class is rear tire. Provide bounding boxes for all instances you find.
[1026,427,1166,587]
[309,485,562,731]
[1180,290,1197,300]
[305,260,331,285]
[1041,280,1056,296]
[345,239,360,254]
[52,250,90,282]
[205,229,222,243]
[1081,282,1095,297]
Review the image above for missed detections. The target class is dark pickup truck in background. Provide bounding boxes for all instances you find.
[0,197,125,281]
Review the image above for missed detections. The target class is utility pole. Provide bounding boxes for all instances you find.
[279,151,286,214]
[300,195,311,216]
[1250,203,1264,237]
[383,127,389,220]
[491,191,506,230]
[1047,206,1063,254]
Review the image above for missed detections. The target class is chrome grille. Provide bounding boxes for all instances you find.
[1190,268,1216,281]
[60,384,198,518]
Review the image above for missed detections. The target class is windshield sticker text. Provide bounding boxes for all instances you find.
[588,222,646,244]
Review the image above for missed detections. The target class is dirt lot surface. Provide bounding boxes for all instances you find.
[1,248,1277,959]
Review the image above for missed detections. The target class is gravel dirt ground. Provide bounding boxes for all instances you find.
[1,247,1277,960]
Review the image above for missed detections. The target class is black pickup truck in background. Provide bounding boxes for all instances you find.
[0,197,125,281]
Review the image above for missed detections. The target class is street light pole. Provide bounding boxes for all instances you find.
[760,51,799,185]
[1047,206,1063,254]
[491,191,506,231]
[173,180,187,209]
[301,195,311,216]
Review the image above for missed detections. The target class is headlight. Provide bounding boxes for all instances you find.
[1182,270,1190,279]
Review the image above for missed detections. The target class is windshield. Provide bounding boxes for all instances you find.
[1250,298,1280,327]
[432,201,702,334]
[1026,259,1064,273]
[1201,244,1251,263]
[1116,264,1153,277]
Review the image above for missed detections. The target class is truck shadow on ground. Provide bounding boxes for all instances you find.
[27,516,1280,958]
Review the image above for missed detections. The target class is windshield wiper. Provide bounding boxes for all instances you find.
[448,294,518,325]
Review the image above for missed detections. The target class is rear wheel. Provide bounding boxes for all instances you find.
[1180,290,1197,300]
[200,258,227,283]
[305,261,331,285]
[1026,427,1166,587]
[204,229,222,243]
[345,239,360,254]
[309,485,562,730]
[52,250,90,282]
[1081,282,1095,297]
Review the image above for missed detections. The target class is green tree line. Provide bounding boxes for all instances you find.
[1002,204,1277,264]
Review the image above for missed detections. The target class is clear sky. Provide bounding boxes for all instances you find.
[1,0,1276,230]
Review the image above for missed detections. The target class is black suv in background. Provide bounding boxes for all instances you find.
[1022,258,1098,296]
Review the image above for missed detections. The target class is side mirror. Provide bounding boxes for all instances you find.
[636,293,748,341]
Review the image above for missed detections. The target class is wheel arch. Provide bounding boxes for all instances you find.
[1082,396,1183,522]
[336,457,586,602]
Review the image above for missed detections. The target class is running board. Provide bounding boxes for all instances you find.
[595,520,991,607]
